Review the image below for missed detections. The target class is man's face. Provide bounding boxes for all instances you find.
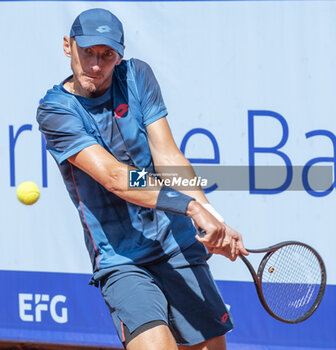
[64,37,122,97]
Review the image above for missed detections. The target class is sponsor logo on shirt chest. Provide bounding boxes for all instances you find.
[114,104,129,118]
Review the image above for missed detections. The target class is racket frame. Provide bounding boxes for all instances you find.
[240,240,327,324]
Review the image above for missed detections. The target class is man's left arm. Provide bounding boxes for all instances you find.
[147,117,248,260]
[147,116,209,205]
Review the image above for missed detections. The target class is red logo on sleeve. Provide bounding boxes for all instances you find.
[115,104,129,118]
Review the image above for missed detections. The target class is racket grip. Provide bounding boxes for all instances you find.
[197,228,206,238]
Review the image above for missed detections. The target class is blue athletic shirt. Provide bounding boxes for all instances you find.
[37,58,197,283]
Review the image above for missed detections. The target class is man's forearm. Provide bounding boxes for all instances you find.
[153,153,209,205]
[68,144,209,218]
[109,165,197,217]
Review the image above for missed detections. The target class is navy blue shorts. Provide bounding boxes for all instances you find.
[100,241,234,346]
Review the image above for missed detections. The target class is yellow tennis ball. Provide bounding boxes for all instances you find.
[17,181,40,205]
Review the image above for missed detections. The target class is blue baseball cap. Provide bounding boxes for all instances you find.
[70,8,124,56]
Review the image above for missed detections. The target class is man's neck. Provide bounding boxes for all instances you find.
[63,77,110,98]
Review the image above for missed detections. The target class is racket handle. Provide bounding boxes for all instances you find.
[197,228,206,238]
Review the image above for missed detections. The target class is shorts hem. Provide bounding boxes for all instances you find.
[175,327,232,347]
[126,317,168,334]
[123,319,168,347]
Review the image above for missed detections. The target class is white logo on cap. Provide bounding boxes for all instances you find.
[96,25,112,33]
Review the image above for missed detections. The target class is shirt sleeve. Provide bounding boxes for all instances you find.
[37,102,98,164]
[132,59,168,127]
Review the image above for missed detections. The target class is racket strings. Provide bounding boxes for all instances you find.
[269,246,321,320]
[261,244,322,321]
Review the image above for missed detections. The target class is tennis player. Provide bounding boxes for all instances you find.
[37,8,248,350]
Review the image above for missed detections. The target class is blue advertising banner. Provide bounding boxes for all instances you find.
[1,271,334,349]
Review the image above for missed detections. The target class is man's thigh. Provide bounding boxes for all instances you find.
[100,243,233,348]
[100,264,169,347]
[148,242,233,347]
[178,335,226,350]
[126,324,178,350]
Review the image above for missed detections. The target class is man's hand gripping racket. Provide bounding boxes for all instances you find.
[197,223,248,261]
[187,201,248,261]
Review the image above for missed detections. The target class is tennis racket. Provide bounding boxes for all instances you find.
[198,230,326,323]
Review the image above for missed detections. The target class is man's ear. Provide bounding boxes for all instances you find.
[63,36,71,57]
[116,47,125,65]
[116,55,123,65]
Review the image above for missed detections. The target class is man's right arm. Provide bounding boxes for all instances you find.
[68,144,161,207]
